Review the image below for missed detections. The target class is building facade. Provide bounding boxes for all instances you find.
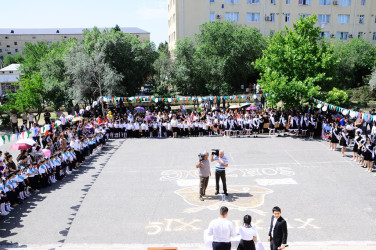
[0,27,150,63]
[168,0,376,51]
[0,64,20,95]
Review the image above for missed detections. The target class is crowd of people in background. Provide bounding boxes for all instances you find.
[2,99,375,216]
[0,118,106,217]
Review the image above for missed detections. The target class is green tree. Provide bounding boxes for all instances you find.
[194,21,266,95]
[4,74,45,122]
[112,24,121,32]
[254,15,337,108]
[325,87,349,107]
[85,28,158,96]
[2,54,24,67]
[65,44,123,116]
[170,38,199,95]
[153,43,174,97]
[332,38,376,89]
[39,39,78,111]
[369,68,376,91]
[21,42,49,76]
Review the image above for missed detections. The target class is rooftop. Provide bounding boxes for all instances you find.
[0,27,150,35]
[0,64,21,72]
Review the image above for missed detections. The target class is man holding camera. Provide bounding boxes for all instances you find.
[196,151,211,201]
[211,150,229,196]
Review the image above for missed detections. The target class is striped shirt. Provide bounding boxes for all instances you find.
[214,156,228,171]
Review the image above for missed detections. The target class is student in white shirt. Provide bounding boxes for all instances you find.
[27,112,34,129]
[207,206,236,250]
[237,215,258,250]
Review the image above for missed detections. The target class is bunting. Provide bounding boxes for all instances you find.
[312,98,374,121]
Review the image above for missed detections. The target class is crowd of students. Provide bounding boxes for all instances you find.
[1,103,375,216]
[0,120,106,217]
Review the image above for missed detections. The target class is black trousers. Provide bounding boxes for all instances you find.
[212,242,231,250]
[215,170,227,193]
[270,237,280,250]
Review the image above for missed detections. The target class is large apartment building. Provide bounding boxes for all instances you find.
[168,0,376,51]
[0,27,150,63]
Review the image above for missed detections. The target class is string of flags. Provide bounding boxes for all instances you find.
[0,124,55,148]
[97,94,268,103]
[84,94,270,112]
[312,98,375,122]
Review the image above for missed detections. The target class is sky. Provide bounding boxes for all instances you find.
[0,0,168,46]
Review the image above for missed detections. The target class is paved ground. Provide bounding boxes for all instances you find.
[1,136,376,249]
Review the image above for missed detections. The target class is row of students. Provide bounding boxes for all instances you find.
[0,126,106,217]
[102,112,320,139]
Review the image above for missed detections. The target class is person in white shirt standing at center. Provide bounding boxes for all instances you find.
[208,206,236,250]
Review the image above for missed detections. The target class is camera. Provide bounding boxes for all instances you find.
[212,149,219,156]
[198,153,206,161]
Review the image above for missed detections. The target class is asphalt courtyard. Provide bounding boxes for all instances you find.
[1,136,376,250]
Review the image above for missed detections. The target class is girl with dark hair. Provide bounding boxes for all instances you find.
[237,214,258,250]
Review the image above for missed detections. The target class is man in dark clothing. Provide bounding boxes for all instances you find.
[268,206,288,250]
[44,110,51,125]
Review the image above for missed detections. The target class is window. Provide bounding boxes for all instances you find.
[338,14,350,23]
[286,0,291,4]
[358,32,363,38]
[5,36,8,39]
[226,0,239,3]
[361,0,365,5]
[15,49,18,52]
[14,42,17,45]
[338,0,350,6]
[0,49,2,52]
[320,0,331,5]
[270,30,275,37]
[373,32,376,41]
[299,0,310,5]
[270,13,275,22]
[319,32,329,38]
[285,13,290,22]
[247,13,260,22]
[225,12,239,21]
[7,52,11,54]
[210,12,215,21]
[359,15,364,24]
[318,14,330,23]
[6,45,10,48]
[336,32,348,40]
[247,0,259,3]
[271,0,276,4]
[32,36,36,39]
[300,14,310,19]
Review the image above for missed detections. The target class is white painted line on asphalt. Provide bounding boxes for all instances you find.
[285,150,301,165]
[229,152,236,164]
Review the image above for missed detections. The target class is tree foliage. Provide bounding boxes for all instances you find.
[332,38,376,89]
[3,74,45,122]
[168,21,266,96]
[325,87,349,107]
[65,44,123,106]
[254,15,337,108]
[2,54,24,67]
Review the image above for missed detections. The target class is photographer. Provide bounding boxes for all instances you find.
[196,151,211,201]
[211,149,229,196]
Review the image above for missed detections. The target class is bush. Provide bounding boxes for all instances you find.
[326,87,349,107]
[348,86,371,107]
